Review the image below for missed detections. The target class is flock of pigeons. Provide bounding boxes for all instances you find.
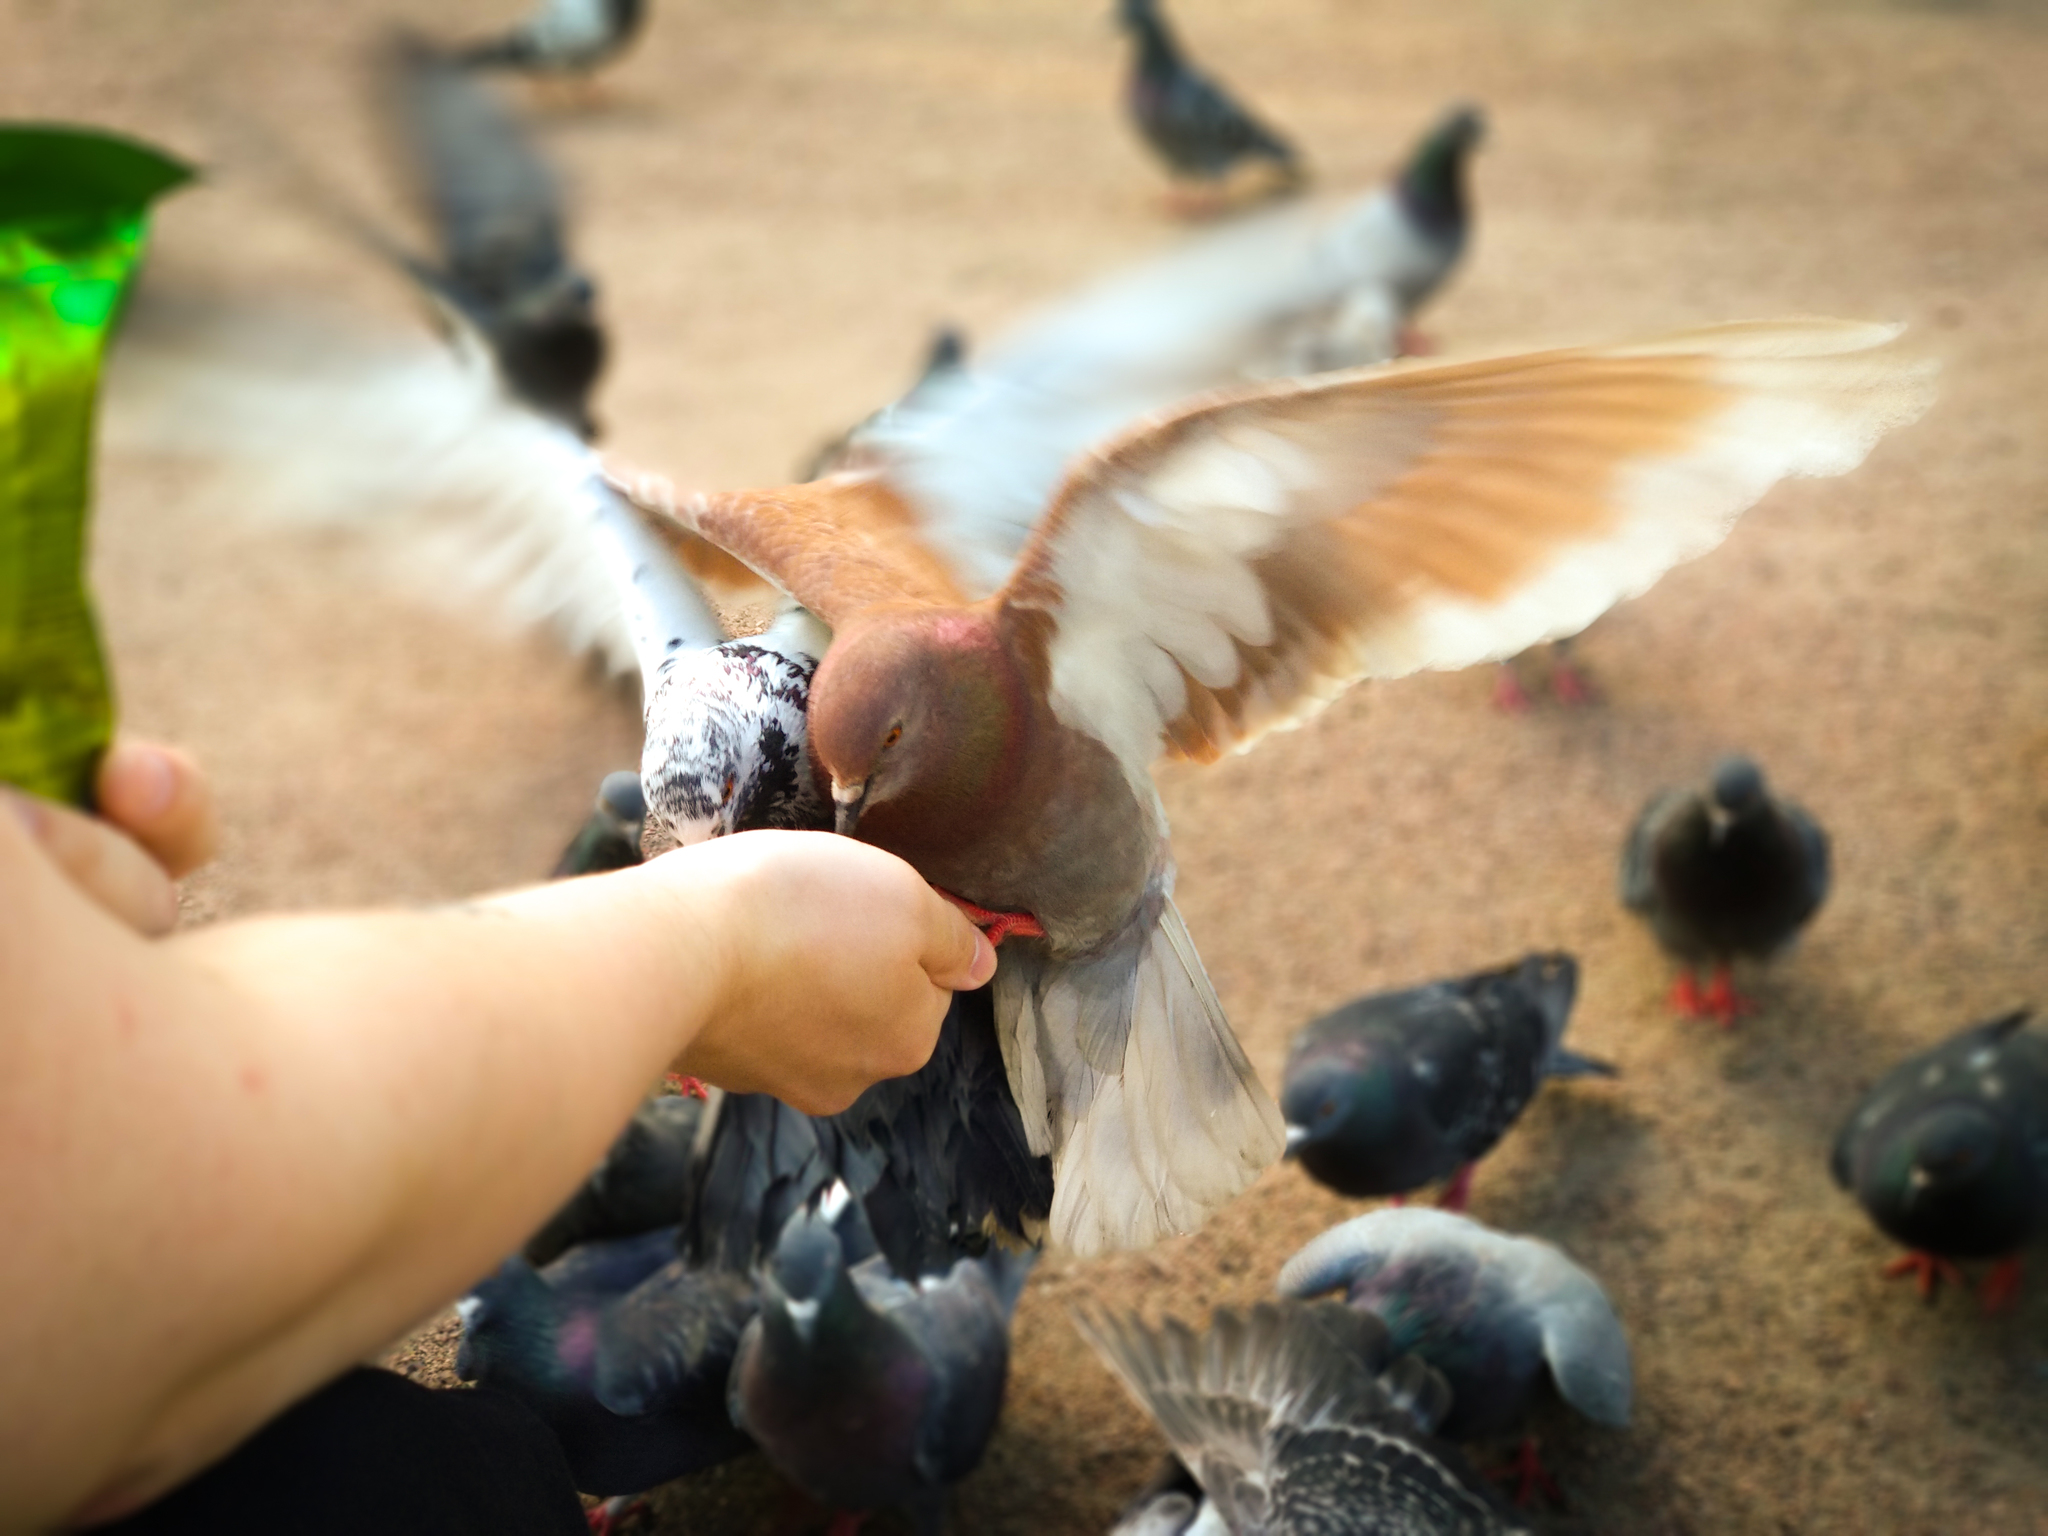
[107,0,2047,1531]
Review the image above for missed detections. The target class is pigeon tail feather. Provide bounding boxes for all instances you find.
[995,895,1283,1256]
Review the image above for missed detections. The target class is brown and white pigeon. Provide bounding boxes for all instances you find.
[605,319,1931,1258]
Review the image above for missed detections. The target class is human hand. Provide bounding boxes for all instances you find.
[660,830,997,1115]
[4,740,218,935]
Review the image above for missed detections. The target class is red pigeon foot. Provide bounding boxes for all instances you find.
[664,1074,710,1099]
[824,1513,871,1536]
[585,1496,648,1536]
[1667,972,1707,1018]
[1396,325,1437,357]
[1550,659,1598,706]
[1981,1256,2024,1315]
[1882,1250,1968,1302]
[1700,967,1759,1029]
[1491,666,1532,713]
[1486,1437,1565,1509]
[933,888,1045,946]
[1434,1163,1476,1213]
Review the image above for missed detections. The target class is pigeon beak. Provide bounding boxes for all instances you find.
[782,1295,820,1345]
[831,778,869,837]
[1283,1124,1310,1159]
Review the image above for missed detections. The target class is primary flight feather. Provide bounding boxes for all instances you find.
[612,319,1933,1257]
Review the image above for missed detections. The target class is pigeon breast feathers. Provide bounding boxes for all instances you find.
[614,320,1932,779]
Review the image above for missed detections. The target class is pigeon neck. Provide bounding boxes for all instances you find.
[1397,149,1467,240]
[1130,13,1180,78]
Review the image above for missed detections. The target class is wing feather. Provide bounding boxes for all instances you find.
[999,319,1936,769]
[604,464,968,622]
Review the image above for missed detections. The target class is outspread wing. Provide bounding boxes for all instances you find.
[605,464,968,623]
[997,319,1936,771]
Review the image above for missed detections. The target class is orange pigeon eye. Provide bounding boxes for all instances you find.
[720,774,735,806]
[883,725,903,749]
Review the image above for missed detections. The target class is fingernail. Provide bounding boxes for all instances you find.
[111,743,176,820]
[969,931,997,987]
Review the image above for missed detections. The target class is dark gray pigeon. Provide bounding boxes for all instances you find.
[681,982,1052,1281]
[458,0,648,81]
[549,769,647,878]
[522,1092,705,1266]
[1117,0,1303,202]
[455,1227,756,1496]
[1280,954,1614,1211]
[1621,754,1830,1027]
[1278,1209,1631,1503]
[378,34,606,436]
[729,1189,1035,1534]
[1079,1298,1527,1535]
[1831,1008,2047,1312]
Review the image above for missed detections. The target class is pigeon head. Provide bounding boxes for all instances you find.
[1708,755,1767,818]
[808,608,1025,842]
[596,769,646,829]
[763,1197,854,1346]
[1516,952,1580,1046]
[1862,1103,2035,1257]
[1279,1041,1415,1183]
[1397,104,1485,235]
[1116,0,1160,32]
[643,643,824,844]
[493,307,605,441]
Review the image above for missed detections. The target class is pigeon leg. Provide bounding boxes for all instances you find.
[932,887,1046,946]
[1699,966,1760,1029]
[1491,664,1532,713]
[663,1073,711,1099]
[585,1496,647,1535]
[1395,325,1437,358]
[1981,1256,2025,1315]
[1435,1164,1476,1212]
[1486,1437,1565,1509]
[1549,656,1598,707]
[1881,1250,1968,1302]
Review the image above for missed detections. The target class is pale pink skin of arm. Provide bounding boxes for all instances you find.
[0,813,983,1532]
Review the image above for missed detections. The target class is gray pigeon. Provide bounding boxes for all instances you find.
[1620,754,1830,1027]
[1278,1209,1631,1504]
[458,0,648,81]
[378,34,606,437]
[1078,1298,1527,1535]
[1118,0,1303,204]
[1830,1008,2047,1312]
[522,1092,705,1266]
[729,1190,1035,1533]
[550,769,647,878]
[1281,954,1614,1211]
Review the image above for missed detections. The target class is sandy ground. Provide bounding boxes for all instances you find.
[6,0,2047,1531]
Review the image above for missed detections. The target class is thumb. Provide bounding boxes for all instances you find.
[920,891,996,992]
[97,741,218,878]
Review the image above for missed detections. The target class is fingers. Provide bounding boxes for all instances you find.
[6,791,181,935]
[920,891,997,992]
[96,741,218,878]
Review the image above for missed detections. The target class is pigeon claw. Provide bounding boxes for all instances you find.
[1981,1256,2024,1315]
[585,1496,649,1536]
[1396,325,1437,358]
[1550,659,1598,707]
[1487,1436,1565,1509]
[1435,1163,1476,1213]
[1882,1250,1968,1303]
[1700,967,1760,1028]
[664,1073,711,1100]
[933,887,1046,946]
[1491,665,1532,713]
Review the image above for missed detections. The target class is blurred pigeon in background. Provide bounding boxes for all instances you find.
[458,0,648,86]
[376,33,607,436]
[1621,754,1830,1027]
[729,1190,1035,1534]
[802,325,970,482]
[550,769,648,878]
[1078,1298,1526,1535]
[456,1227,756,1497]
[1281,953,1615,1211]
[1279,1209,1632,1505]
[522,1092,705,1266]
[1116,0,1303,209]
[1831,1008,2046,1312]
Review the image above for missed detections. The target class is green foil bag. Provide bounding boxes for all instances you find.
[1,126,191,805]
